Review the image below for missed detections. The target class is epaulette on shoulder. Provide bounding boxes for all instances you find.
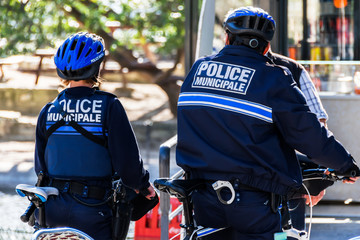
[268,52,303,70]
[273,64,292,77]
[95,90,117,98]
[197,53,217,62]
[49,89,65,104]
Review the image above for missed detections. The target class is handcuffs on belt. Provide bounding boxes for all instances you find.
[212,180,236,205]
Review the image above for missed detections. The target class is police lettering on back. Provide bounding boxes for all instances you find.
[47,99,102,123]
[192,61,255,95]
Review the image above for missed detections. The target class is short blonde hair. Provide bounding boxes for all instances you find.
[61,77,102,88]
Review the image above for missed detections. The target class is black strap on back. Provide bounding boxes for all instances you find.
[45,98,107,147]
[45,118,66,139]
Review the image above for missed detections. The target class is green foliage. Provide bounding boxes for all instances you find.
[0,0,77,57]
[0,0,185,59]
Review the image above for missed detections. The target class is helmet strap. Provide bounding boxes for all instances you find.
[231,35,268,54]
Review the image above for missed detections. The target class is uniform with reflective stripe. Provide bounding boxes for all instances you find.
[176,45,354,196]
[44,89,112,179]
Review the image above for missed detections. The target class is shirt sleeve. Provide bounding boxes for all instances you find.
[299,69,328,120]
[270,73,353,173]
[34,104,50,175]
[106,98,150,190]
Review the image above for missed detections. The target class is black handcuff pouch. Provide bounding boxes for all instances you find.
[270,192,282,213]
[112,181,158,240]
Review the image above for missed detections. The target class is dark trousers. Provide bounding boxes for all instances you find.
[289,198,306,231]
[36,192,112,240]
[192,184,281,240]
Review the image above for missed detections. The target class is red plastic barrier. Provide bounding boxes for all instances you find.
[134,197,182,240]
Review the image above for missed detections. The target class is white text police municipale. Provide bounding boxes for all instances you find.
[47,99,103,123]
[192,61,255,95]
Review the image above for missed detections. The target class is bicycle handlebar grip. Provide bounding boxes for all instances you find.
[336,164,360,178]
[20,202,36,223]
[349,170,357,177]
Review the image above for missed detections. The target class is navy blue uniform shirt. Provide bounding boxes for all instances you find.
[176,45,354,195]
[35,86,149,190]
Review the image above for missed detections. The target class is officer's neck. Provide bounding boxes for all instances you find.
[69,80,93,88]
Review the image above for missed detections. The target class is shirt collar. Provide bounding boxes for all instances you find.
[65,86,96,98]
[218,45,270,62]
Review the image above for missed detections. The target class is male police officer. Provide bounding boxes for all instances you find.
[176,7,359,240]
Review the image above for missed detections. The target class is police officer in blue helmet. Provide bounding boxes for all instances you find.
[176,7,359,240]
[34,32,155,240]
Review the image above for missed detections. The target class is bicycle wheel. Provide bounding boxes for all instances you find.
[31,227,94,240]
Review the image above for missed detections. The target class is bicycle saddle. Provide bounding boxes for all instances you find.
[154,178,207,198]
[16,184,59,202]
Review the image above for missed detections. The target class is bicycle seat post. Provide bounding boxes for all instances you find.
[38,202,47,228]
[29,196,47,229]
[180,196,196,237]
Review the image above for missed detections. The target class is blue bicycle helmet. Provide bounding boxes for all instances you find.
[54,32,105,81]
[224,7,276,42]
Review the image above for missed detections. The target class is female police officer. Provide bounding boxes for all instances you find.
[176,7,359,240]
[34,32,155,240]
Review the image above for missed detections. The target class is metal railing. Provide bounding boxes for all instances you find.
[158,135,178,240]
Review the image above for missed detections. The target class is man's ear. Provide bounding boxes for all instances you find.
[263,42,270,55]
[225,34,230,45]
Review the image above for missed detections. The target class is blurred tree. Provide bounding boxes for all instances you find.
[0,0,186,116]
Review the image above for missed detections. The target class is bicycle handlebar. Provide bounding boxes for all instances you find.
[302,168,359,182]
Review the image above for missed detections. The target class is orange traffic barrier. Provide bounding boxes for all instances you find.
[134,197,182,240]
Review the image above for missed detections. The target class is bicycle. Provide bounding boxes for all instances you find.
[16,177,158,240]
[154,167,358,240]
[15,183,95,240]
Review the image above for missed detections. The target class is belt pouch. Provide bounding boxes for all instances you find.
[270,192,282,213]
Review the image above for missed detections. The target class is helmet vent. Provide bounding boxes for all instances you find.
[62,42,68,59]
[85,48,92,57]
[265,22,275,34]
[70,39,77,51]
[77,42,85,60]
[235,18,244,27]
[67,55,71,64]
[258,18,266,31]
[97,45,102,53]
[249,16,257,29]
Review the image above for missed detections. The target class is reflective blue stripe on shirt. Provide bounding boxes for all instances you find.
[45,125,108,136]
[46,122,102,126]
[45,125,103,132]
[46,132,107,136]
[178,92,273,123]
[197,227,226,237]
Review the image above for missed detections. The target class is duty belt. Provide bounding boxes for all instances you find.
[211,179,262,205]
[51,179,107,200]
